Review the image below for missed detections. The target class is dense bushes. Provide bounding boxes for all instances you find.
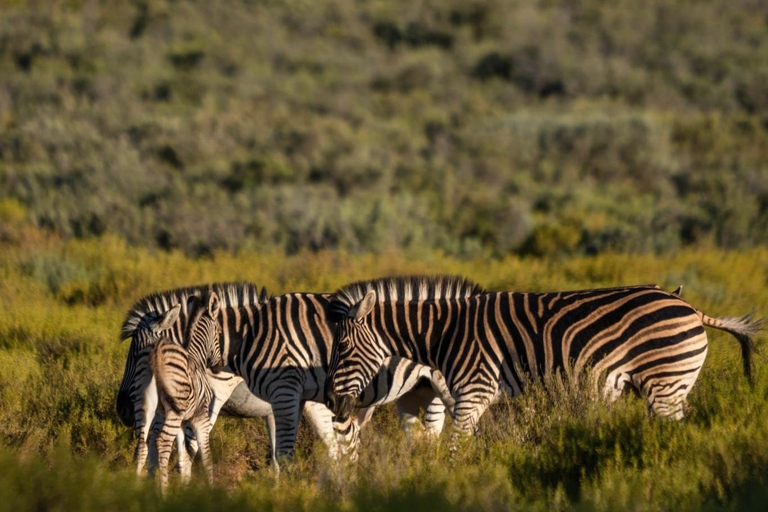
[1,0,767,257]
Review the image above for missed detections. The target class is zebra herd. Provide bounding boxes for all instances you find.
[116,276,763,491]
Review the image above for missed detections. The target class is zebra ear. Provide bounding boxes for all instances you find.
[354,290,376,321]
[207,292,221,317]
[151,303,181,332]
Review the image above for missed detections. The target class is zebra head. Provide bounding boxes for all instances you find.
[116,303,182,427]
[184,291,223,372]
[325,290,390,419]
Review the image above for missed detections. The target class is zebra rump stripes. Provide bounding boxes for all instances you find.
[326,276,764,435]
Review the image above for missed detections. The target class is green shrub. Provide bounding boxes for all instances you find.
[1,0,768,256]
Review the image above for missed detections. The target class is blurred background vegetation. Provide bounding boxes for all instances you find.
[1,0,767,258]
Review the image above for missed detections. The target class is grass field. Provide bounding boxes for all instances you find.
[0,226,766,511]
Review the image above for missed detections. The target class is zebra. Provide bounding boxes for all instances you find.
[151,291,222,492]
[116,283,454,470]
[117,283,278,478]
[325,275,764,438]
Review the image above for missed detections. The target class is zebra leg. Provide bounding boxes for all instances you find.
[134,376,160,476]
[264,414,277,467]
[425,369,453,436]
[176,429,192,483]
[140,414,163,478]
[155,414,181,494]
[179,391,225,475]
[631,372,696,421]
[191,413,214,485]
[424,396,447,437]
[181,425,198,472]
[449,390,494,455]
[646,384,687,419]
[632,341,707,421]
[269,386,303,467]
[207,392,227,426]
[452,400,488,436]
[301,401,340,460]
[644,380,695,420]
[133,429,149,476]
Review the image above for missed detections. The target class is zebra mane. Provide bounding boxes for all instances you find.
[119,282,269,340]
[330,275,485,320]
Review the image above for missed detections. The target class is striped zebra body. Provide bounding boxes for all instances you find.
[151,291,222,492]
[117,283,452,471]
[326,277,763,436]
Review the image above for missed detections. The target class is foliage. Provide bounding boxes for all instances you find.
[1,0,768,257]
[0,230,767,510]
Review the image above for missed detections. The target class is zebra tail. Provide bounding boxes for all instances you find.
[700,311,766,386]
[150,339,187,414]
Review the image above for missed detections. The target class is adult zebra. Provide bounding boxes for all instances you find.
[325,276,764,436]
[116,282,454,470]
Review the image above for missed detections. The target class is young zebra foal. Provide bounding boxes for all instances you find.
[150,291,223,492]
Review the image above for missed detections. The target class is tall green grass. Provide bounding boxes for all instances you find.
[0,229,766,510]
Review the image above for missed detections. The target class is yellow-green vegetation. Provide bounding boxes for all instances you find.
[1,0,768,257]
[0,228,766,511]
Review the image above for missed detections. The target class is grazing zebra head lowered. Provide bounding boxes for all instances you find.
[151,291,222,492]
[325,275,484,420]
[326,277,764,436]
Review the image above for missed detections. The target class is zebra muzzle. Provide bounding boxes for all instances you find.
[328,393,356,420]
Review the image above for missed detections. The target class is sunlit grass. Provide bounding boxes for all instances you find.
[0,231,766,510]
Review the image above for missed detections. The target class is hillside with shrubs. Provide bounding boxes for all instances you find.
[2,0,767,257]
